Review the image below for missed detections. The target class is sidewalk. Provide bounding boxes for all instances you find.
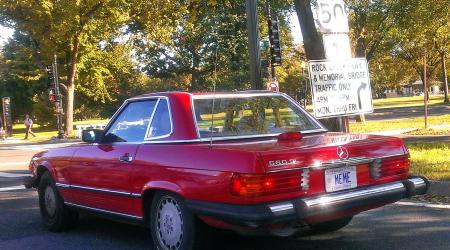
[0,137,81,150]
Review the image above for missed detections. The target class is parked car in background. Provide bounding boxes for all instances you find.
[25,91,428,250]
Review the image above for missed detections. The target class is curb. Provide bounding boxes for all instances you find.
[428,181,450,196]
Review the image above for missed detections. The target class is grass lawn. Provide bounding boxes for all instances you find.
[373,95,446,109]
[6,119,109,143]
[350,114,450,133]
[408,142,450,181]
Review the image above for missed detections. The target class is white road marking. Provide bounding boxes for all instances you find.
[0,185,26,192]
[395,201,450,209]
[0,162,29,167]
[0,172,31,178]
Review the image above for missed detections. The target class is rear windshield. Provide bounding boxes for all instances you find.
[193,95,323,138]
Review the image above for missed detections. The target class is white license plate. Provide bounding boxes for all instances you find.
[325,166,357,192]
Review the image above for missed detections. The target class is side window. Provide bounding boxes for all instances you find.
[146,99,172,139]
[104,100,157,143]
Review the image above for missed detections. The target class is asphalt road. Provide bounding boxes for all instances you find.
[0,174,450,250]
[364,104,450,121]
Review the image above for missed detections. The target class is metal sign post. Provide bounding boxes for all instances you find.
[422,49,428,129]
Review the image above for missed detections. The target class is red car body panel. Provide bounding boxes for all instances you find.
[28,91,428,231]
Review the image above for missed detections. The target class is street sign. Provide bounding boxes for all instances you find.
[308,58,373,118]
[267,79,279,92]
[2,97,13,136]
[315,0,349,33]
[323,33,352,59]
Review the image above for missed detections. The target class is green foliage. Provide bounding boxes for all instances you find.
[32,94,56,127]
[348,0,450,92]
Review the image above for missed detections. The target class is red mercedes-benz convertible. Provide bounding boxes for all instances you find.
[25,91,428,249]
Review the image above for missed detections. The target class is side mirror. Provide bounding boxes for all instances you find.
[82,129,103,143]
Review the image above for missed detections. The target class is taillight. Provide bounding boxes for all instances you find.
[230,170,307,197]
[370,156,409,179]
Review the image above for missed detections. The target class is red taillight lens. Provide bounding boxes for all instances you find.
[370,156,409,179]
[230,171,304,197]
[381,157,410,176]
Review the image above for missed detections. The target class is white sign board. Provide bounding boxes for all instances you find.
[323,34,352,59]
[316,0,349,33]
[308,58,373,118]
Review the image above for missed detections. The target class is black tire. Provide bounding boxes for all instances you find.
[38,171,78,231]
[309,216,353,234]
[150,192,197,250]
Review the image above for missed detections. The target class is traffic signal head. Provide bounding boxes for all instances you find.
[48,89,56,102]
[268,18,282,66]
[46,64,54,87]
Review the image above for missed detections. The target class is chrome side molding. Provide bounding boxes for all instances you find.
[55,182,142,198]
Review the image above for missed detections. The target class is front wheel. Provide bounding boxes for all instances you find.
[38,171,78,231]
[150,192,196,250]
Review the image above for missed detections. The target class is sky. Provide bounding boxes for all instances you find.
[289,13,303,44]
[0,15,303,46]
[0,26,14,45]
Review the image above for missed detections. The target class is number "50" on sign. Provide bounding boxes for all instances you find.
[315,0,349,33]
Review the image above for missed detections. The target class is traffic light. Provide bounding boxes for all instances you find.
[48,89,56,102]
[268,17,282,66]
[46,65,54,88]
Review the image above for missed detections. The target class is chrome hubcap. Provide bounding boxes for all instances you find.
[44,186,56,217]
[156,196,183,250]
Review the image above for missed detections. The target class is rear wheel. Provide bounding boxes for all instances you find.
[38,171,78,231]
[150,192,196,250]
[309,216,353,233]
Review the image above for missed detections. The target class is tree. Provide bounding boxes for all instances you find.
[1,0,131,134]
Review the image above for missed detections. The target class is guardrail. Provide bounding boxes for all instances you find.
[75,124,107,138]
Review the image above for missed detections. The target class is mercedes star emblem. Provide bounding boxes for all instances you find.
[336,146,349,160]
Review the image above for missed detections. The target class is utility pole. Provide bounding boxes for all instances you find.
[48,55,65,139]
[301,61,307,108]
[422,49,428,129]
[246,0,263,90]
[293,0,346,132]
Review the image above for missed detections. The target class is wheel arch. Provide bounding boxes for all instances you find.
[141,181,184,223]
[35,164,55,185]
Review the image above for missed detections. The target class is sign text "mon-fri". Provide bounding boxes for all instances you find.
[308,58,373,118]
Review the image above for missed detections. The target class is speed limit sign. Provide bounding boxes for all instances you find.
[316,0,349,33]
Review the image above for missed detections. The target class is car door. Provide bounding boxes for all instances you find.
[66,99,158,215]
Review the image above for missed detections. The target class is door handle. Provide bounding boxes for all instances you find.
[119,153,133,163]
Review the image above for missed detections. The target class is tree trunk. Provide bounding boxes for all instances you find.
[293,0,345,132]
[190,47,200,91]
[442,51,449,103]
[293,0,325,60]
[66,34,80,136]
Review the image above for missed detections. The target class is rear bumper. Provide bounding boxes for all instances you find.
[186,176,429,226]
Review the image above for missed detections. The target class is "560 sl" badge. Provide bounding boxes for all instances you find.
[268,159,300,168]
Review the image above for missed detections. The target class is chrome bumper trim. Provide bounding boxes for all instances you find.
[303,182,405,208]
[266,177,428,218]
[268,202,295,215]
